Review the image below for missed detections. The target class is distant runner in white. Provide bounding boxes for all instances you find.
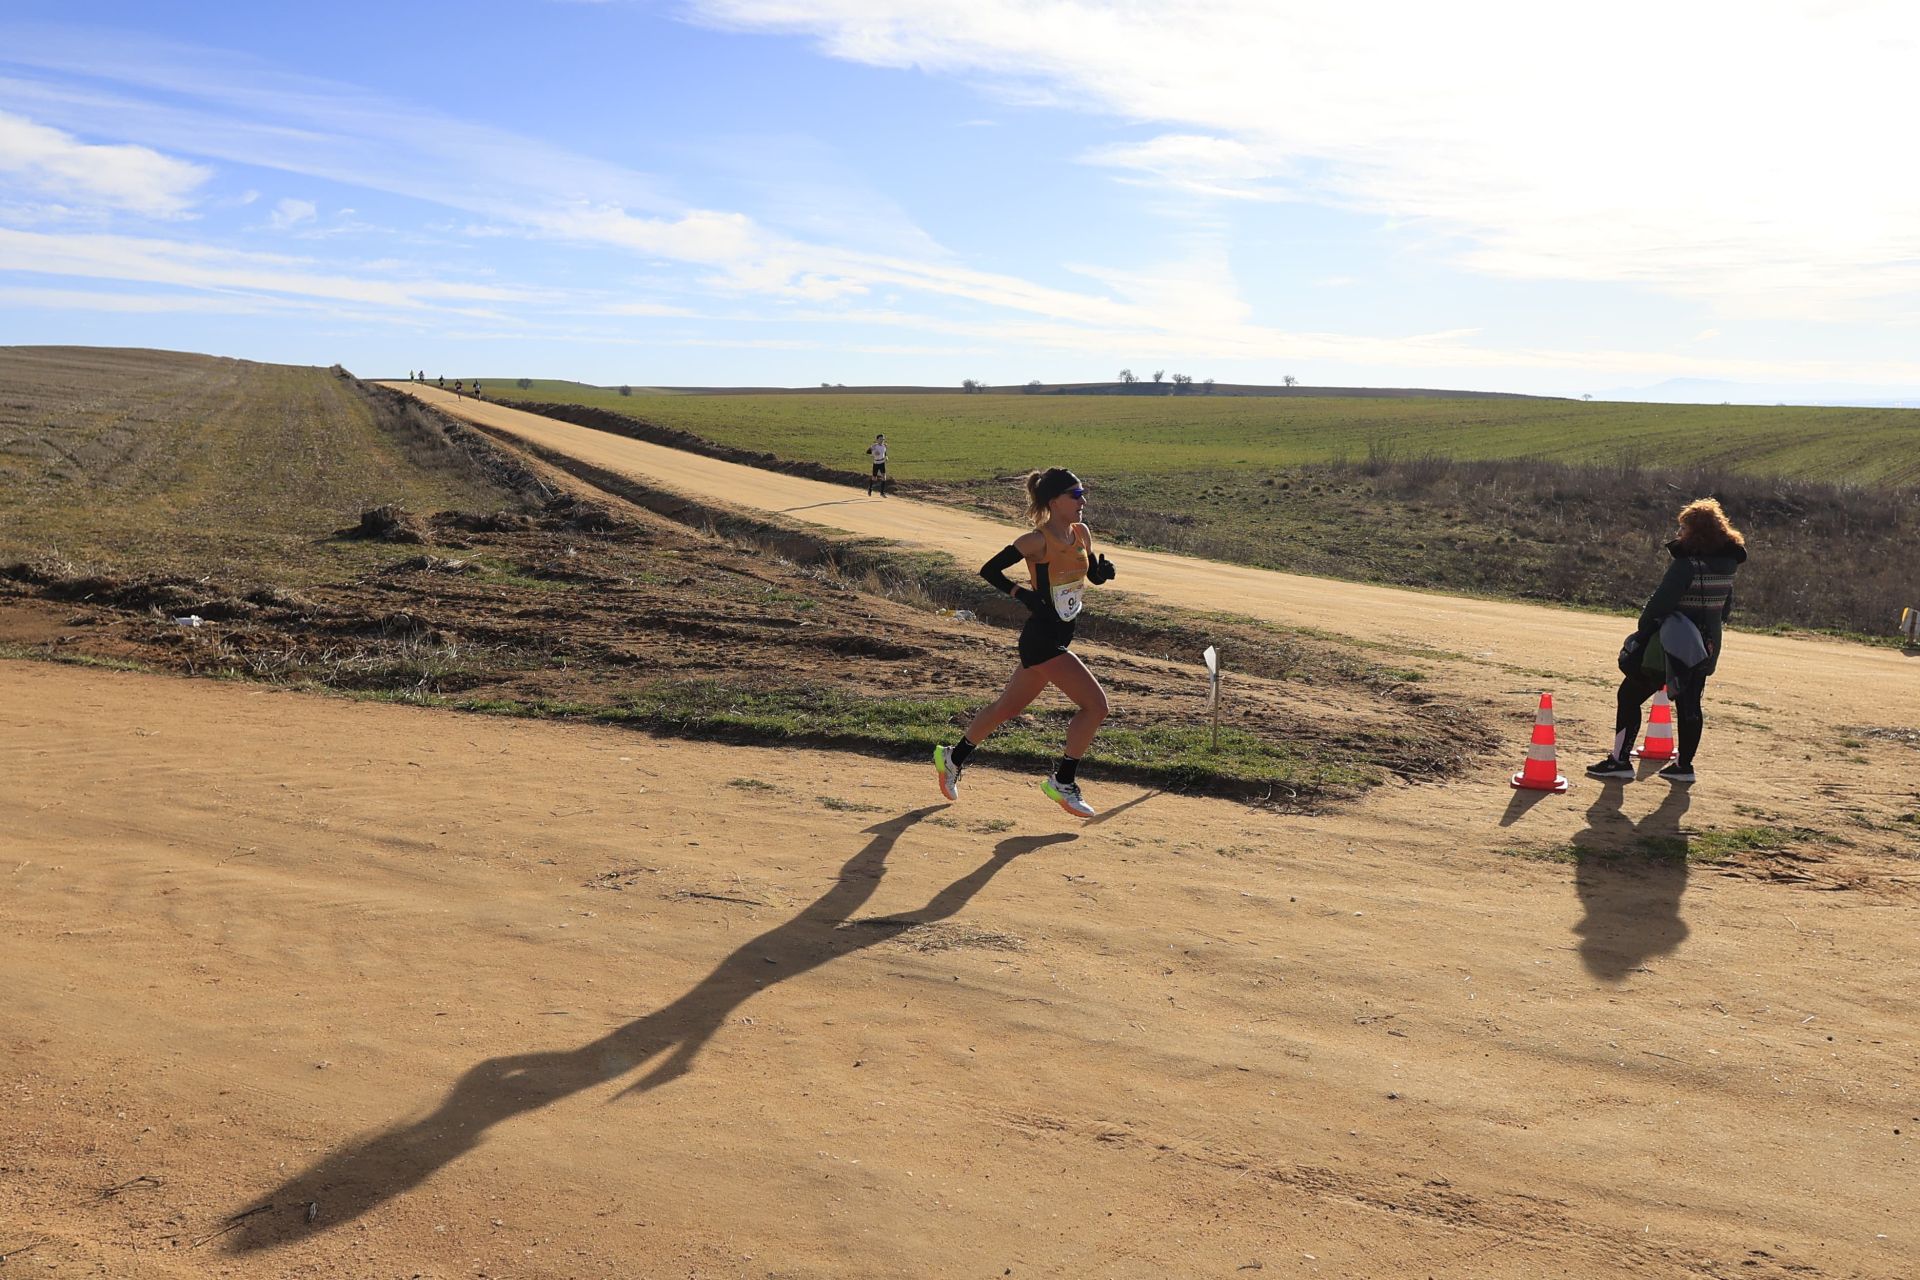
[866,434,889,496]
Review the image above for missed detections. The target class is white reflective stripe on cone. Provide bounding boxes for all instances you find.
[1534,710,1555,726]
[1526,744,1559,762]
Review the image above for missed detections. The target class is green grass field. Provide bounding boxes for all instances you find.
[478,382,1920,486]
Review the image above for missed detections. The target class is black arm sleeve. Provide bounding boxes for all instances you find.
[980,544,1024,595]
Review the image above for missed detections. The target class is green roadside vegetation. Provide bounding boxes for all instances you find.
[447,681,1375,799]
[1504,824,1828,866]
[480,383,1920,486]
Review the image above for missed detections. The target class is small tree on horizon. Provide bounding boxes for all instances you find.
[516,377,533,389]
[1025,379,1044,393]
[1282,374,1298,388]
[618,384,633,396]
[1152,369,1165,384]
[1119,368,1137,384]
[962,378,982,393]
[1202,377,1216,394]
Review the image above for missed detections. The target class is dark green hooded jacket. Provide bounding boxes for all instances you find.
[1636,537,1748,675]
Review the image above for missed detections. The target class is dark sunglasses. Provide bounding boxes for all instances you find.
[1066,486,1087,499]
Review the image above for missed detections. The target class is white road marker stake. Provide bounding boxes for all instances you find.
[1203,645,1222,751]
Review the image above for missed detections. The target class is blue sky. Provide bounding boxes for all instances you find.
[3,0,1918,399]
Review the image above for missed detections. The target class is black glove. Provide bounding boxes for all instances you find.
[1012,586,1045,613]
[1087,553,1116,584]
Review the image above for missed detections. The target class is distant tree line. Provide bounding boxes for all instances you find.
[952,371,1304,394]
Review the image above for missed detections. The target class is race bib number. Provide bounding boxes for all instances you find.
[1051,581,1084,622]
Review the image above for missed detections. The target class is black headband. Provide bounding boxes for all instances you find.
[1034,470,1082,505]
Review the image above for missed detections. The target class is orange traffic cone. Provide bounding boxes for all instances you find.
[1632,687,1676,761]
[1510,692,1571,793]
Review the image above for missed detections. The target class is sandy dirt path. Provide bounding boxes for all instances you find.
[4,659,1916,1279]
[5,388,1917,1278]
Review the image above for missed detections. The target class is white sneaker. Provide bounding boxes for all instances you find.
[933,745,964,801]
[1041,774,1096,819]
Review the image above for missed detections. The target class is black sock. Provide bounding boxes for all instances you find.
[950,736,977,767]
[1055,755,1079,785]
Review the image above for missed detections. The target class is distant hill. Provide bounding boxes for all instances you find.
[524,381,1555,399]
[1598,376,1920,409]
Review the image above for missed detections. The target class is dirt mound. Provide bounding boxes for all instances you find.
[343,504,434,544]
[384,554,476,575]
[2,558,255,620]
[246,585,314,612]
[540,492,621,532]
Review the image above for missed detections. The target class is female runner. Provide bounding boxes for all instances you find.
[933,467,1116,818]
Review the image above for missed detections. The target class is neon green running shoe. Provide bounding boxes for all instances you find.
[1041,774,1096,819]
[933,745,963,802]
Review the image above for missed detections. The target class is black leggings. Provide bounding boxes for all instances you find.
[1614,661,1707,766]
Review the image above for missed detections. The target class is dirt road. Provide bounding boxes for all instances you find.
[4,388,1916,1278]
[5,658,1916,1278]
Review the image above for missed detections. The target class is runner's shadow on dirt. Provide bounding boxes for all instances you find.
[1569,783,1693,983]
[222,808,1070,1253]
[1085,788,1161,826]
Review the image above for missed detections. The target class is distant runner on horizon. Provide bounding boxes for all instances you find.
[934,467,1117,819]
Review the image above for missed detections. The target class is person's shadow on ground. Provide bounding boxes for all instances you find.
[221,806,1070,1252]
[1570,778,1693,982]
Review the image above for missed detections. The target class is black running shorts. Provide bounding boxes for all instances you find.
[1018,614,1075,668]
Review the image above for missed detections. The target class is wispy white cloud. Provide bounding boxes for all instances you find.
[267,197,316,230]
[0,108,208,217]
[0,284,284,313]
[0,227,539,313]
[1066,243,1252,331]
[689,0,1920,318]
[598,300,701,317]
[1080,133,1291,202]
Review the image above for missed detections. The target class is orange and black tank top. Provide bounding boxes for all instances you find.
[1028,524,1091,623]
